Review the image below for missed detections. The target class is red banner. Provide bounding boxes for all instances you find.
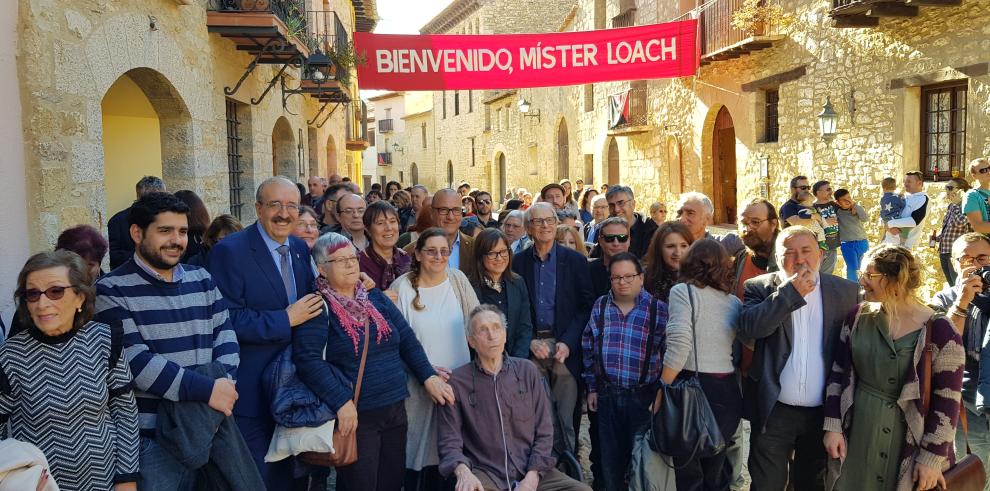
[354,20,698,90]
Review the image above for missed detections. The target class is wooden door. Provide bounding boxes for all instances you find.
[711,107,737,224]
[606,138,620,186]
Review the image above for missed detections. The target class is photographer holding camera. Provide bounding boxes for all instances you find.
[930,232,990,485]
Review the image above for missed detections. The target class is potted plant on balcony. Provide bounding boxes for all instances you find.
[731,0,792,36]
[328,42,365,85]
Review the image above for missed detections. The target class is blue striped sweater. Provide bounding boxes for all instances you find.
[95,259,240,434]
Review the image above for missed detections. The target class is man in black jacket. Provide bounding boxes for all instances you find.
[107,176,166,270]
[605,185,656,258]
[737,226,859,490]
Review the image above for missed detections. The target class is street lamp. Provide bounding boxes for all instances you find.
[392,142,405,155]
[304,51,335,85]
[818,97,838,145]
[517,98,541,123]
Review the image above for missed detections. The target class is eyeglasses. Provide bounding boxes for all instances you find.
[956,254,990,266]
[859,272,886,280]
[794,185,811,191]
[433,207,464,218]
[264,201,301,213]
[602,234,629,243]
[21,285,72,302]
[608,199,632,210]
[320,256,359,267]
[529,217,558,227]
[484,250,510,260]
[610,273,641,284]
[740,218,768,228]
[945,185,958,191]
[339,208,366,216]
[421,248,451,258]
[297,222,319,231]
[977,166,990,175]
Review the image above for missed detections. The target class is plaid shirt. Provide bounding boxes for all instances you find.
[939,203,971,254]
[582,290,667,393]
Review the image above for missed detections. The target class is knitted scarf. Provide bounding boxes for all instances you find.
[315,276,391,355]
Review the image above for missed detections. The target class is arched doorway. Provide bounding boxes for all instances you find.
[606,138,620,186]
[557,120,569,180]
[410,163,419,185]
[101,68,192,216]
[447,160,454,188]
[496,153,507,203]
[711,107,737,224]
[272,117,295,177]
[326,135,338,176]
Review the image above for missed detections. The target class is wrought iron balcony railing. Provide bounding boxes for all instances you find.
[378,119,394,133]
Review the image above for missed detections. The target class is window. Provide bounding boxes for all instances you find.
[485,105,492,131]
[584,84,594,112]
[470,137,476,167]
[454,91,460,116]
[504,104,510,129]
[468,90,473,113]
[611,9,636,28]
[442,91,447,119]
[921,80,968,180]
[496,108,502,131]
[399,171,404,183]
[225,99,244,220]
[764,89,779,143]
[421,123,427,149]
[369,129,376,147]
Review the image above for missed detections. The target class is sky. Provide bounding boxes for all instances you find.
[359,0,453,99]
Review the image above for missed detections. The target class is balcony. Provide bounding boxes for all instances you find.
[346,101,370,151]
[378,118,394,133]
[608,81,651,136]
[207,0,312,63]
[699,0,786,66]
[377,152,393,165]
[830,0,962,28]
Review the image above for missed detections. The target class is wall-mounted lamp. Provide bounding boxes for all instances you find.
[517,98,541,123]
[818,97,838,146]
[392,142,405,155]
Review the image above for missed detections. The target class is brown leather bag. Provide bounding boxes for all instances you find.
[920,319,986,491]
[298,324,371,468]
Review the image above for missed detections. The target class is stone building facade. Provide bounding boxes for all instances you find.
[415,0,990,296]
[12,0,376,282]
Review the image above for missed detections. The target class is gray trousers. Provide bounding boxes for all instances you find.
[532,338,578,452]
[955,403,990,491]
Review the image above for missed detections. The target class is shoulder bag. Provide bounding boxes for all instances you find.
[920,317,986,491]
[299,319,371,468]
[648,285,725,464]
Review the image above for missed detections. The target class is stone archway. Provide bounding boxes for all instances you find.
[557,119,569,180]
[605,137,620,186]
[100,68,193,216]
[272,116,296,177]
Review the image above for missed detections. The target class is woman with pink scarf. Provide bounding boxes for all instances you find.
[293,232,455,491]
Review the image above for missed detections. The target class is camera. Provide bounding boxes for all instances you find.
[970,266,990,288]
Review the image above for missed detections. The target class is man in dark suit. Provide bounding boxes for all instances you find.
[107,175,166,270]
[404,188,476,277]
[512,202,594,452]
[207,176,326,487]
[738,226,859,490]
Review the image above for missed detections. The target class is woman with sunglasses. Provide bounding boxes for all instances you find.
[467,228,534,359]
[389,228,479,491]
[0,250,140,490]
[938,177,973,285]
[644,222,695,302]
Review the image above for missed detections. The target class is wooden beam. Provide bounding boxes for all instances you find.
[865,3,919,16]
[832,15,880,27]
[742,66,808,92]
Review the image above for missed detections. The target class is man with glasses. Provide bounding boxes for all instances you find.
[930,232,990,487]
[461,191,498,231]
[207,177,327,486]
[336,193,369,251]
[513,202,594,453]
[585,195,610,243]
[405,189,476,278]
[964,158,990,235]
[811,181,840,275]
[604,185,656,258]
[780,175,815,228]
[589,217,632,299]
[675,191,745,255]
[582,252,666,491]
[885,170,929,249]
[319,182,350,234]
[501,210,530,254]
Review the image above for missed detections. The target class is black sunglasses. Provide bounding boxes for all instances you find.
[21,285,71,303]
[602,234,630,243]
[794,185,811,191]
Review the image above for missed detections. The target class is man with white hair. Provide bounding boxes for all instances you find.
[438,305,592,491]
[501,210,530,254]
[737,226,859,490]
[675,191,745,256]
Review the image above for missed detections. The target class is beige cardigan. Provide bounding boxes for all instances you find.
[389,267,480,324]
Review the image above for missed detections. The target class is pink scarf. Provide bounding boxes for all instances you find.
[315,276,392,355]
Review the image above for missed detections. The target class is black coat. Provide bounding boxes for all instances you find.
[471,274,534,359]
[737,272,859,434]
[107,207,134,271]
[512,244,594,378]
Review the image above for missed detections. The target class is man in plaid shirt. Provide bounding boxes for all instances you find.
[582,252,667,491]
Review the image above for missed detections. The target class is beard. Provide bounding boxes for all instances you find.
[139,240,184,270]
[743,231,774,257]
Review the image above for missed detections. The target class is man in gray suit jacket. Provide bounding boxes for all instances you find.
[738,226,860,491]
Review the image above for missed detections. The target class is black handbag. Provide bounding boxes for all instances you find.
[648,284,726,464]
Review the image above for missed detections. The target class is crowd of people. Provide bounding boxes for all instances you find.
[3,157,990,491]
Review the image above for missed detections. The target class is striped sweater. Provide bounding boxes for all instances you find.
[95,258,240,434]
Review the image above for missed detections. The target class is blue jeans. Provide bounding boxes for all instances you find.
[596,387,653,491]
[840,240,869,281]
[138,437,195,491]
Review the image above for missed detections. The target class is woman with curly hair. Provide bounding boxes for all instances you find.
[823,244,963,491]
[643,221,694,302]
[659,238,742,490]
